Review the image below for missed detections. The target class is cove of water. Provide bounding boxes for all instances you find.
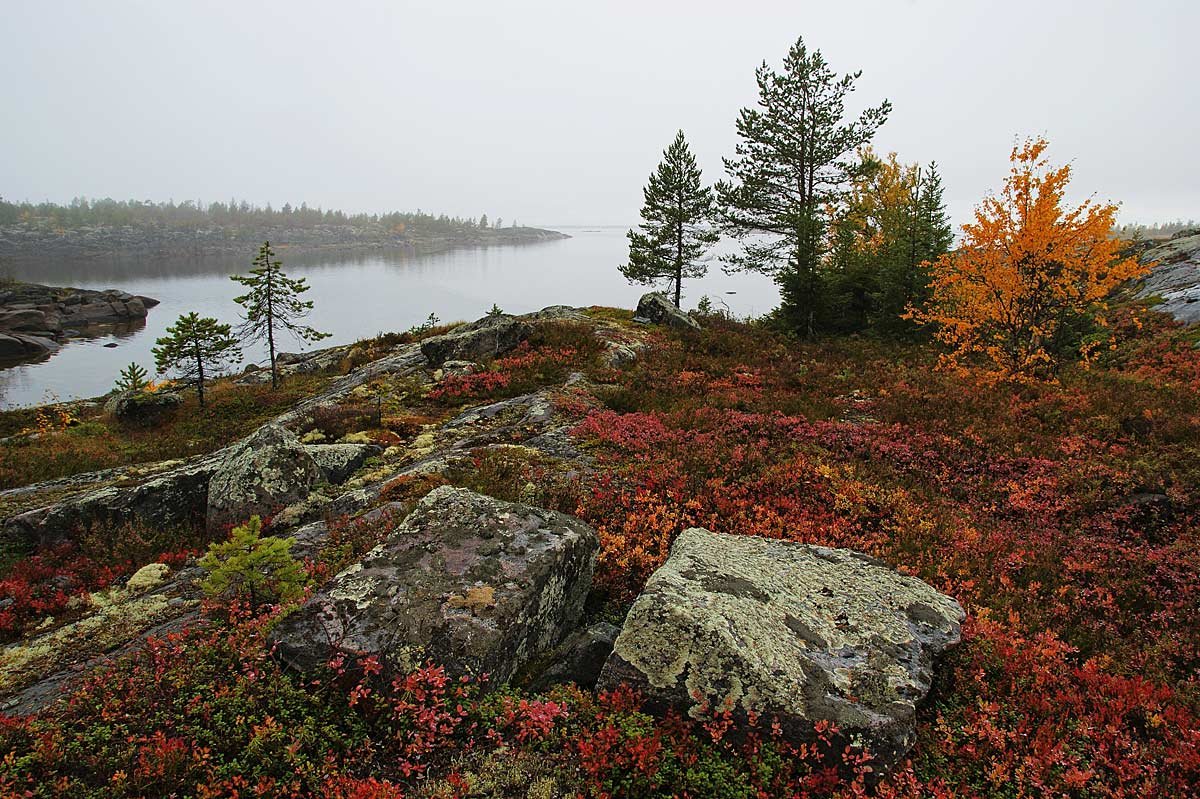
[0,227,780,408]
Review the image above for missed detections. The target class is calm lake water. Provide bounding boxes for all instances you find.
[0,227,780,408]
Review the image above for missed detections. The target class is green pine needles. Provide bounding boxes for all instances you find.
[199,515,307,609]
[716,36,892,336]
[622,130,717,308]
[232,241,330,389]
[113,361,149,393]
[152,312,241,407]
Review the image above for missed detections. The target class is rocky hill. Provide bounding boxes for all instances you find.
[1137,228,1200,324]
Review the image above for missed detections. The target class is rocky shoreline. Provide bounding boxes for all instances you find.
[0,223,569,261]
[0,282,158,363]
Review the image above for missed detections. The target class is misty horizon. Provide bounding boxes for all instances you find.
[3,1,1197,230]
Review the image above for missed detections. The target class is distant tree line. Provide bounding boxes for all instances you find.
[0,196,517,238]
[1114,219,1198,240]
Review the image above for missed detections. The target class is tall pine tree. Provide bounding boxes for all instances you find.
[621,130,718,308]
[715,36,890,336]
[231,242,330,389]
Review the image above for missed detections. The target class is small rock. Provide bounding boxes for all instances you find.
[529,622,619,691]
[305,443,377,483]
[634,292,701,331]
[125,563,170,594]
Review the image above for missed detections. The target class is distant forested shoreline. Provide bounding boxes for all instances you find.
[0,197,567,260]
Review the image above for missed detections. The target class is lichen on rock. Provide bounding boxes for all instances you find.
[597,527,964,770]
[271,485,599,684]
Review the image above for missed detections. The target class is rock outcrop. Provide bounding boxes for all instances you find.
[272,486,599,683]
[0,282,158,364]
[0,302,645,712]
[1138,231,1200,325]
[205,425,322,534]
[0,332,60,360]
[598,527,964,769]
[420,314,532,367]
[3,459,218,548]
[106,390,184,426]
[634,292,701,331]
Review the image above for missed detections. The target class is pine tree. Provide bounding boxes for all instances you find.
[715,36,891,336]
[152,312,241,407]
[199,515,306,609]
[114,361,149,393]
[231,241,330,389]
[621,130,718,307]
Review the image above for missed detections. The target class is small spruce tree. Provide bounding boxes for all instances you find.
[199,515,306,609]
[152,312,240,407]
[621,130,718,308]
[114,362,149,393]
[231,241,330,389]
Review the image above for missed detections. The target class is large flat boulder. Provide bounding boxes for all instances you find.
[597,528,964,770]
[271,486,598,683]
[206,424,322,534]
[0,332,59,360]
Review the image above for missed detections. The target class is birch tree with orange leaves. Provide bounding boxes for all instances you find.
[908,137,1146,381]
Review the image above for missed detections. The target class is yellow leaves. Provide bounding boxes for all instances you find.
[908,137,1147,382]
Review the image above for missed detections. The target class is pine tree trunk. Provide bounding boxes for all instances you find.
[675,219,684,308]
[194,342,206,408]
[267,262,277,390]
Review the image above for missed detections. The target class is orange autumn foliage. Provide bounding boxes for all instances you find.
[909,137,1147,382]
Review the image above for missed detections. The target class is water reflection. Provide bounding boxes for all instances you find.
[0,229,780,408]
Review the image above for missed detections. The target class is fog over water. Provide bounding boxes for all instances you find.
[2,1,1196,225]
[0,229,776,408]
[1,1,1195,406]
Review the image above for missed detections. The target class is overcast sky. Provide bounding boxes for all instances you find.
[2,0,1196,229]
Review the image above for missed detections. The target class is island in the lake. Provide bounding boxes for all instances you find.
[0,198,568,261]
[0,281,159,363]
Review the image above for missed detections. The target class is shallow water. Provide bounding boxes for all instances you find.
[0,227,779,408]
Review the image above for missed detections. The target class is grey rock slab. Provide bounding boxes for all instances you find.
[271,486,599,684]
[598,527,964,770]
